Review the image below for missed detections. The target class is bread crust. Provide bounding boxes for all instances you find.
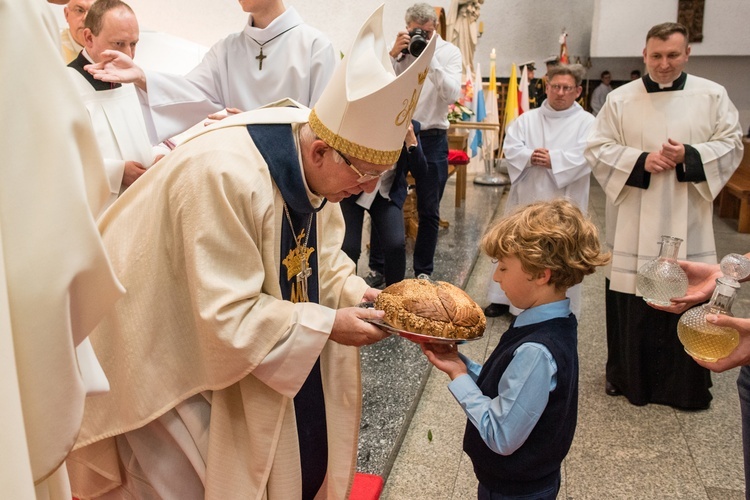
[375,279,486,339]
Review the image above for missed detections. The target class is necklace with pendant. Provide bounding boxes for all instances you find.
[247,25,298,71]
[283,202,314,302]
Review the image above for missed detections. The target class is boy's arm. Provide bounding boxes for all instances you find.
[448,343,556,455]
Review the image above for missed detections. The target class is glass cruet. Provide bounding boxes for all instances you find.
[677,253,750,362]
[636,235,689,306]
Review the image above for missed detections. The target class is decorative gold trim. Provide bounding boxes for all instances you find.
[309,109,401,165]
[418,68,428,85]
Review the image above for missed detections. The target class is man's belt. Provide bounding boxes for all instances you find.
[420,128,448,137]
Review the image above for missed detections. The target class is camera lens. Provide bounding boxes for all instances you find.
[401,28,428,57]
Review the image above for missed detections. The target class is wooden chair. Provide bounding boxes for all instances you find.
[717,138,750,232]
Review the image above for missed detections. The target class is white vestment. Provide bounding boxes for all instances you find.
[488,101,595,317]
[60,27,82,64]
[137,7,336,143]
[68,105,368,499]
[586,75,743,294]
[68,53,161,213]
[1,1,123,498]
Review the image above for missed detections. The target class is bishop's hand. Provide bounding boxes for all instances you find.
[85,49,147,91]
[329,307,389,346]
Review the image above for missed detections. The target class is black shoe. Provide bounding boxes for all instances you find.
[605,380,622,396]
[364,270,385,289]
[484,303,510,317]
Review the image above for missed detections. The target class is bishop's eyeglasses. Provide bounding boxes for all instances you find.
[334,149,393,183]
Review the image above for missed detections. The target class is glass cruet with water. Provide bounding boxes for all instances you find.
[636,235,688,306]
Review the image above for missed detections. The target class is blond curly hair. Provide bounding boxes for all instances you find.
[481,199,611,291]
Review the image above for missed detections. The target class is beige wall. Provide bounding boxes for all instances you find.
[49,0,749,131]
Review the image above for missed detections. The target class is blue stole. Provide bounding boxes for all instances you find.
[247,124,328,500]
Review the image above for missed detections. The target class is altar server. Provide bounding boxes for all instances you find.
[485,64,594,319]
[85,0,336,144]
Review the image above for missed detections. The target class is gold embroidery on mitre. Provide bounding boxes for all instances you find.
[418,68,428,85]
[282,231,315,281]
[309,109,401,165]
[395,88,419,127]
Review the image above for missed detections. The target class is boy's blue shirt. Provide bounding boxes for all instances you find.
[448,298,571,455]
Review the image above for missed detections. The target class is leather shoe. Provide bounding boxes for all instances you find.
[484,303,510,317]
[605,380,622,396]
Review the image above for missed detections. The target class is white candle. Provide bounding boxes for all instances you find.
[491,48,496,60]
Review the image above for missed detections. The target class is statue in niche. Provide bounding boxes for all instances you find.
[447,0,484,76]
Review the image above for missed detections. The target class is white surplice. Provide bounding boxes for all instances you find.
[488,101,595,316]
[69,67,160,213]
[138,7,336,143]
[1,1,123,498]
[586,75,743,294]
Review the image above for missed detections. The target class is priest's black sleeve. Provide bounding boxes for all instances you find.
[626,152,651,189]
[675,145,706,183]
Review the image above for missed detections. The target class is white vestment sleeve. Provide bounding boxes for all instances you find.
[502,116,534,184]
[586,99,645,206]
[138,67,224,144]
[687,87,743,202]
[251,302,334,398]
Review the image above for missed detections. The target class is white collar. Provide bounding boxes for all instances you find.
[244,7,303,44]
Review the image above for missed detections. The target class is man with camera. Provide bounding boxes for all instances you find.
[390,3,462,266]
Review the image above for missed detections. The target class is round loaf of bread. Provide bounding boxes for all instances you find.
[375,279,486,340]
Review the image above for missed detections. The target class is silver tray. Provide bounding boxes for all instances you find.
[359,302,483,345]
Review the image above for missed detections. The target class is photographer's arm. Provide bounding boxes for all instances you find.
[428,45,462,104]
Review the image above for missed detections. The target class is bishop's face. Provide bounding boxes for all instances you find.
[64,0,95,46]
[84,7,139,62]
[643,33,690,85]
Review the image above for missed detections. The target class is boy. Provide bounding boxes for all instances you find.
[422,198,610,499]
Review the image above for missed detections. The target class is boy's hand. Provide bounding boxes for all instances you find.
[421,342,467,380]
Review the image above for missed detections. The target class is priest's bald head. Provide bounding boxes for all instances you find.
[82,0,139,62]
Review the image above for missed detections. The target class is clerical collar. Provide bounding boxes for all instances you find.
[67,50,122,91]
[642,72,687,93]
[245,6,303,44]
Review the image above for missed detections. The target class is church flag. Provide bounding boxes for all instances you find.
[485,51,500,153]
[470,63,486,157]
[504,64,519,131]
[559,31,570,64]
[519,65,530,115]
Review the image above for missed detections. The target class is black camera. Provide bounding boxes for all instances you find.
[401,28,428,58]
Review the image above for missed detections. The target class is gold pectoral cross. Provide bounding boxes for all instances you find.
[256,48,266,70]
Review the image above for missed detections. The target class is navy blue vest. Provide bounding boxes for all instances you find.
[462,315,579,495]
[247,124,328,500]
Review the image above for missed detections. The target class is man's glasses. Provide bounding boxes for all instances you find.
[334,149,392,183]
[548,84,578,94]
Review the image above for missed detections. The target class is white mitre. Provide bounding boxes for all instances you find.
[309,4,436,165]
